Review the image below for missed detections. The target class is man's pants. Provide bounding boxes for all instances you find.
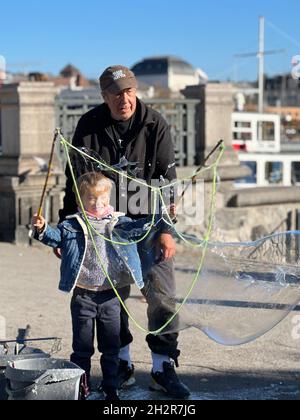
[70,287,121,390]
[120,258,180,364]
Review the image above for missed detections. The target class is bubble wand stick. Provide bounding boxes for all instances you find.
[37,128,60,218]
[171,139,224,222]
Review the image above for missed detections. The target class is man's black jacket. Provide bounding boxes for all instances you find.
[59,99,177,224]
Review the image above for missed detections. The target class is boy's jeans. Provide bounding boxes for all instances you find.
[70,288,121,390]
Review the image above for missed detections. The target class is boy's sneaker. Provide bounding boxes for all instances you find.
[103,387,120,401]
[150,362,191,400]
[118,360,136,389]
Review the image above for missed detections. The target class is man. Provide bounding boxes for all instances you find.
[58,65,190,399]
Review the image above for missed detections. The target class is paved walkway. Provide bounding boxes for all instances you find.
[1,243,300,400]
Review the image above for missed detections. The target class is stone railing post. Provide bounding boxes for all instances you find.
[0,82,65,244]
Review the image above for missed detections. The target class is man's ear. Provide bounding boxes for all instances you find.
[102,92,107,103]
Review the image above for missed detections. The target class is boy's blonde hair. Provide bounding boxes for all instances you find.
[73,172,113,196]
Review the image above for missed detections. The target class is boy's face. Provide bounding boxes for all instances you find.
[81,184,110,216]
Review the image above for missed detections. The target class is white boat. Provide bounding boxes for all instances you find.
[232,111,300,187]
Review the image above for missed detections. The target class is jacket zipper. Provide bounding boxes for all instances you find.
[105,118,153,162]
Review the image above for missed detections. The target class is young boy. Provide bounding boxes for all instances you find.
[32,172,159,401]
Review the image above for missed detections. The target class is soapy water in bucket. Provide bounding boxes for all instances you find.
[59,136,300,346]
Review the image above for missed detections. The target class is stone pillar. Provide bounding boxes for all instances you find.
[0,82,65,244]
[181,84,205,165]
[0,82,62,175]
[205,82,239,166]
[182,82,249,178]
[182,82,241,166]
[178,83,251,241]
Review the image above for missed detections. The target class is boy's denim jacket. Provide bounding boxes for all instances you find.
[34,213,163,293]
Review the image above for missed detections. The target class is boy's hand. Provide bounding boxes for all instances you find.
[156,233,176,262]
[31,214,46,232]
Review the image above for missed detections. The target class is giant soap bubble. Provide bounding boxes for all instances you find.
[130,232,300,345]
[59,135,300,346]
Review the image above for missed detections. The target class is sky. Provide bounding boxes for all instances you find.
[1,0,300,82]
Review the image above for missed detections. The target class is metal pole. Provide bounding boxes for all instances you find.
[258,16,265,113]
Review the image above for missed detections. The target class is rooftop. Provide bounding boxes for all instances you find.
[132,56,196,76]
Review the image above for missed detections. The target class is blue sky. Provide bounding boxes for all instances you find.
[1,0,299,81]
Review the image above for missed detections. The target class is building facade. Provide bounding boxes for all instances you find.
[131,56,207,93]
[265,74,300,107]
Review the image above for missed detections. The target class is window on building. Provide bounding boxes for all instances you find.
[257,121,275,142]
[233,120,252,142]
[234,121,251,128]
[234,132,252,141]
[287,95,297,106]
[292,162,300,184]
[236,161,257,184]
[265,162,283,184]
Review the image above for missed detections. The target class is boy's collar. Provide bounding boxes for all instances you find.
[78,205,114,221]
[79,211,113,222]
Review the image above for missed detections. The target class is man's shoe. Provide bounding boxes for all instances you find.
[103,387,120,401]
[118,360,136,389]
[150,362,191,400]
[79,373,91,400]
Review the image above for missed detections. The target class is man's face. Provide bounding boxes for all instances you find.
[103,88,137,121]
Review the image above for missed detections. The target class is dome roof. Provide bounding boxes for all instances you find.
[132,56,195,76]
[60,64,82,78]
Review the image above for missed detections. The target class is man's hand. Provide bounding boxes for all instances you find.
[53,248,62,260]
[31,214,46,232]
[169,204,177,220]
[156,233,176,262]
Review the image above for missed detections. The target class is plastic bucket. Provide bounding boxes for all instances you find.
[0,344,50,400]
[5,358,85,400]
